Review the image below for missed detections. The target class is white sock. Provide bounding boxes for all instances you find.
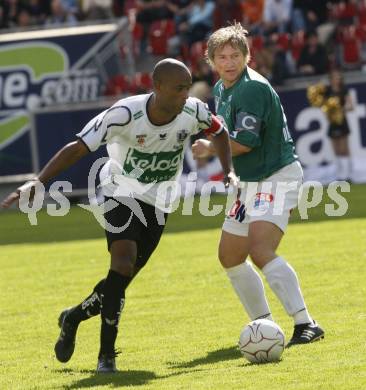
[336,156,350,180]
[225,261,272,321]
[262,256,312,325]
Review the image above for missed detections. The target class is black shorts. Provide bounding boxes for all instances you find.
[328,120,350,139]
[104,196,167,269]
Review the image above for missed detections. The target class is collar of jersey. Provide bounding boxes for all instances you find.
[221,68,247,96]
[143,93,179,130]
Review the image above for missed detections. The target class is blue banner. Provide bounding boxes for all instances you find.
[0,21,130,177]
[33,104,109,191]
[278,82,366,182]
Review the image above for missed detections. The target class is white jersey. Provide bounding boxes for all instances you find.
[77,93,224,210]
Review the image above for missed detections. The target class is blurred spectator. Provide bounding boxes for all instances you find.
[0,6,5,29]
[136,0,174,53]
[308,69,354,180]
[1,0,20,29]
[112,0,126,17]
[291,0,306,33]
[27,0,49,25]
[0,2,10,29]
[166,0,192,25]
[177,0,215,46]
[16,6,33,28]
[254,36,291,85]
[45,0,78,26]
[62,0,78,13]
[297,30,328,75]
[82,0,113,20]
[241,0,264,33]
[262,0,293,35]
[253,44,274,80]
[325,69,353,180]
[292,0,329,33]
[213,0,242,30]
[330,0,357,27]
[186,80,220,191]
[192,57,215,86]
[190,79,209,97]
[0,0,49,29]
[168,0,214,56]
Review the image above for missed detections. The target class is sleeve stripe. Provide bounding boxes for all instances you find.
[212,127,225,136]
[106,105,132,128]
[195,102,210,127]
[79,122,96,138]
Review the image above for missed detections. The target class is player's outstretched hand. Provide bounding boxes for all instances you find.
[192,139,212,159]
[223,171,239,188]
[1,180,38,209]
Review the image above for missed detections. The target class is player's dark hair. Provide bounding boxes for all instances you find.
[152,58,191,85]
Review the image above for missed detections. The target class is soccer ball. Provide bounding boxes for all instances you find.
[238,319,285,363]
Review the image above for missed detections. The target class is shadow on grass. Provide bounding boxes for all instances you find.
[1,185,365,245]
[167,346,242,369]
[57,369,158,388]
[241,359,283,367]
[54,367,210,388]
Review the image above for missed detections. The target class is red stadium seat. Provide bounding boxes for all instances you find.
[104,75,130,96]
[277,33,290,51]
[356,24,366,42]
[131,22,144,56]
[123,0,137,14]
[251,35,264,51]
[190,41,207,71]
[132,22,144,40]
[290,30,305,62]
[332,1,357,23]
[148,19,176,55]
[358,0,366,26]
[129,72,153,93]
[164,19,176,37]
[339,26,361,67]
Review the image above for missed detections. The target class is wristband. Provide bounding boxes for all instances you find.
[18,180,39,192]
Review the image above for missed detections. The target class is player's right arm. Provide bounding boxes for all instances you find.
[1,104,130,209]
[192,137,251,158]
[228,81,270,156]
[193,81,269,159]
[0,139,89,209]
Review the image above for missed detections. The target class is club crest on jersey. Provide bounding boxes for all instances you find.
[254,192,274,209]
[136,134,147,146]
[177,129,188,143]
[159,133,167,140]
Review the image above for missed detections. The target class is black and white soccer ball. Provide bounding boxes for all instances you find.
[238,319,285,363]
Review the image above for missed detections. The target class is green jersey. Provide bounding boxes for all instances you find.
[213,66,297,181]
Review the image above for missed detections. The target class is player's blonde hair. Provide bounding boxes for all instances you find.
[206,23,250,67]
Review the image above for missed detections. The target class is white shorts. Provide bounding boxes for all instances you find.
[223,161,303,236]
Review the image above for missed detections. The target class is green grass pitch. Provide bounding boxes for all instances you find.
[0,185,365,389]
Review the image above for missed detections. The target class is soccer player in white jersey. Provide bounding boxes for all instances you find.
[1,59,237,373]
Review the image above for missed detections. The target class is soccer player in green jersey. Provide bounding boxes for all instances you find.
[192,23,324,347]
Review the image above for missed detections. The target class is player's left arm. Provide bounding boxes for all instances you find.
[230,139,252,156]
[230,82,270,155]
[200,114,238,187]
